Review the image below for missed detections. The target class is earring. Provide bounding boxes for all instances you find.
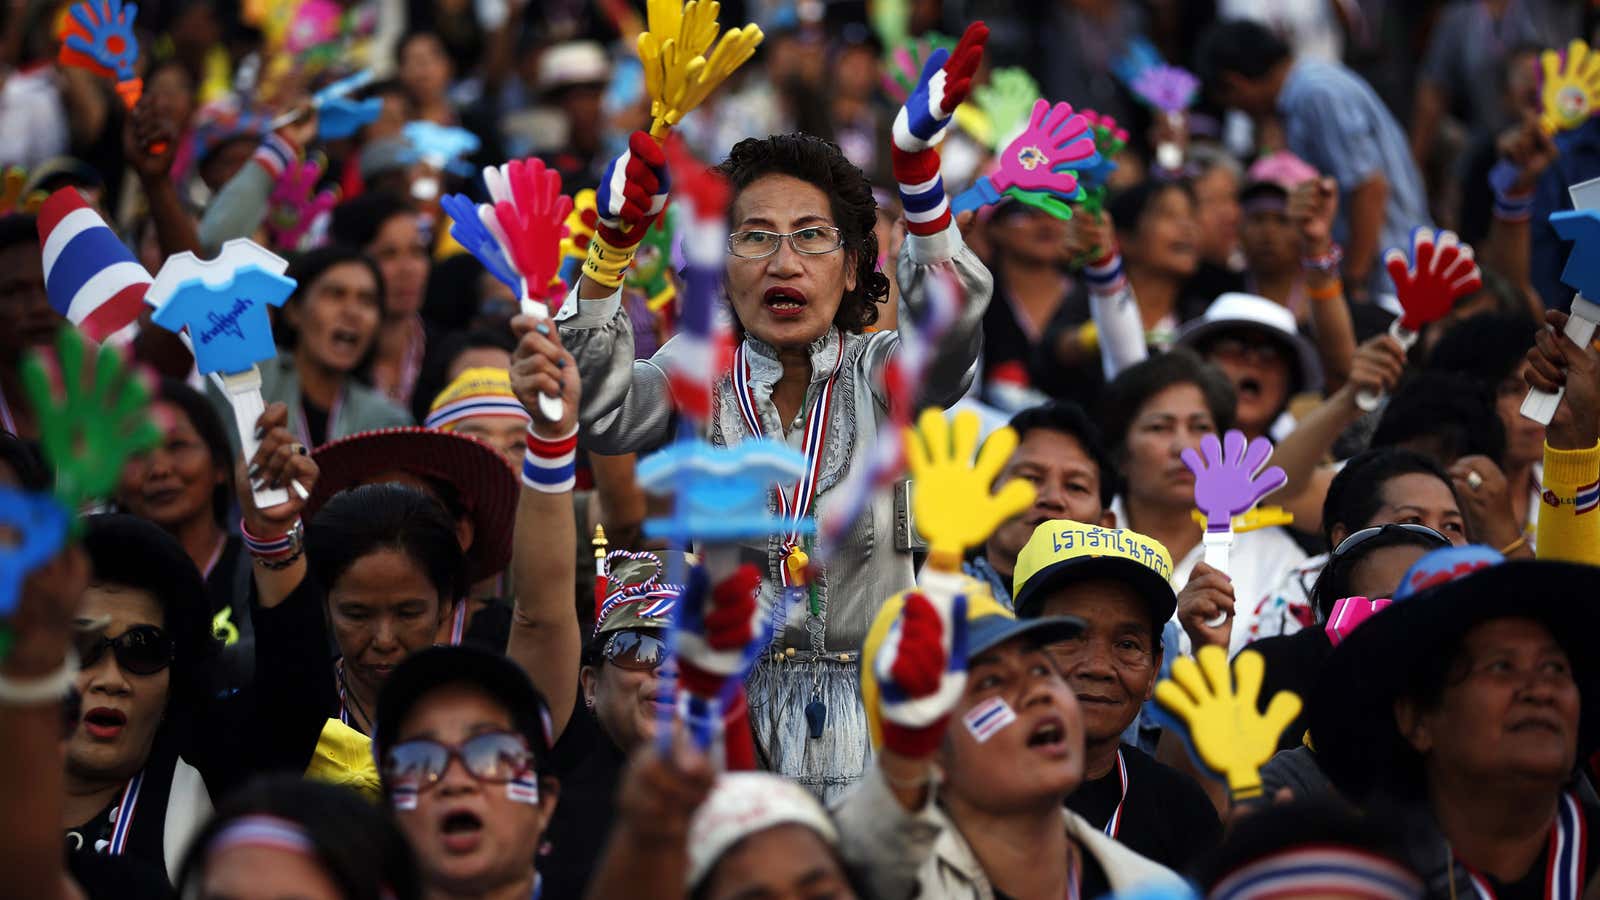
[585,697,595,709]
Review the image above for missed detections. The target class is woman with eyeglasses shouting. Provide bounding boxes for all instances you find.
[372,646,560,900]
[554,25,995,799]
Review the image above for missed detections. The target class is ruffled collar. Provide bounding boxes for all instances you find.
[740,327,845,386]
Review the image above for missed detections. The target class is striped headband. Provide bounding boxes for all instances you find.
[206,814,317,859]
[425,367,529,432]
[1210,845,1423,900]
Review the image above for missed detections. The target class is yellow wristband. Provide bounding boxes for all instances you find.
[583,231,639,288]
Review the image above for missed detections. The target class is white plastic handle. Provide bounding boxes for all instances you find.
[1202,530,1232,628]
[1355,320,1419,412]
[1520,301,1600,425]
[520,294,566,424]
[213,369,290,510]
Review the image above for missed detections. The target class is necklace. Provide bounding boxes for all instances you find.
[336,660,373,733]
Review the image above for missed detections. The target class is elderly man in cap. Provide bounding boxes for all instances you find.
[1011,520,1222,869]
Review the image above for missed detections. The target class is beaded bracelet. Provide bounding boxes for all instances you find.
[1301,243,1344,274]
[523,425,578,493]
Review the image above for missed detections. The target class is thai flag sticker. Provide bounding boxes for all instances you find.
[506,771,540,805]
[1576,479,1598,516]
[962,696,1017,744]
[391,782,419,811]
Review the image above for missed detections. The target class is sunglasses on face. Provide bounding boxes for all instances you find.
[1331,523,1451,558]
[602,630,669,672]
[76,625,174,676]
[381,731,536,792]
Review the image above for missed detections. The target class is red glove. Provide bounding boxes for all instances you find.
[876,591,968,758]
[676,563,762,698]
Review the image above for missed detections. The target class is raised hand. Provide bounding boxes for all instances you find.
[267,157,338,253]
[1153,646,1301,799]
[905,408,1036,572]
[675,561,764,698]
[1526,309,1600,450]
[61,0,141,81]
[1386,227,1483,333]
[1182,430,1288,532]
[21,329,160,512]
[586,132,672,289]
[239,402,317,533]
[441,193,521,294]
[1540,39,1600,134]
[874,590,968,758]
[0,489,70,616]
[974,67,1041,149]
[1288,176,1337,254]
[509,314,580,437]
[892,21,988,154]
[487,157,572,302]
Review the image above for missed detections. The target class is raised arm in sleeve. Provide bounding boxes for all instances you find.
[892,220,994,408]
[556,284,677,455]
[197,135,299,253]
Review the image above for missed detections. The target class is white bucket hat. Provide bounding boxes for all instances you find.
[1175,292,1324,393]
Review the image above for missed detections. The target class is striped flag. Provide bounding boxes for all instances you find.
[37,189,149,343]
[663,139,734,429]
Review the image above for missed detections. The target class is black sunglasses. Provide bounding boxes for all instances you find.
[602,630,669,672]
[76,625,174,677]
[1332,523,1451,559]
[382,731,536,792]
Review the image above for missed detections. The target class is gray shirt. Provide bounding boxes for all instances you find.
[1420,0,1579,137]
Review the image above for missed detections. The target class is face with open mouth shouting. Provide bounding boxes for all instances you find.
[1201,330,1292,439]
[725,174,856,351]
[288,261,382,376]
[392,683,556,897]
[941,639,1085,812]
[1399,618,1579,787]
[68,585,170,785]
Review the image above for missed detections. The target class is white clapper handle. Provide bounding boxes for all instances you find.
[1520,298,1600,425]
[521,285,565,424]
[1202,530,1232,628]
[212,367,290,510]
[1355,320,1420,412]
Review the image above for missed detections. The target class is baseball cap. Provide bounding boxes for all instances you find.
[1012,521,1177,626]
[687,772,839,890]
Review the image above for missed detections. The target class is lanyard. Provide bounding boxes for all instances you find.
[294,385,345,448]
[1459,791,1587,900]
[449,601,467,645]
[731,331,843,587]
[200,533,227,580]
[1102,748,1129,839]
[0,382,15,435]
[106,770,144,855]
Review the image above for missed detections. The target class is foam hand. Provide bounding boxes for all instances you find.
[974,67,1041,150]
[312,72,382,140]
[1356,228,1482,411]
[1324,596,1392,647]
[637,0,764,137]
[1540,40,1600,134]
[586,132,671,288]
[267,157,337,252]
[487,157,571,305]
[892,21,988,154]
[882,34,954,105]
[1130,64,1199,114]
[60,0,140,81]
[442,193,521,293]
[627,211,679,311]
[874,590,968,758]
[558,189,598,287]
[906,408,1036,572]
[404,121,480,175]
[0,488,70,616]
[1523,210,1600,425]
[21,328,159,513]
[1154,646,1301,799]
[1183,431,1287,535]
[675,560,764,698]
[953,99,1094,214]
[1004,186,1076,220]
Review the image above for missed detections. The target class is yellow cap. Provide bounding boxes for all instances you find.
[1011,521,1176,622]
[303,718,382,801]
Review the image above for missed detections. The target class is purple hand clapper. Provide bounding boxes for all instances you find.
[1182,431,1287,627]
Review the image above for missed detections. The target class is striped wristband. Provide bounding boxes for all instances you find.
[1083,253,1126,295]
[253,134,298,180]
[241,518,301,559]
[1489,161,1533,222]
[892,146,950,236]
[522,425,578,493]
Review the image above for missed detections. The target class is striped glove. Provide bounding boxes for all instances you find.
[676,560,764,698]
[875,588,968,758]
[586,131,671,288]
[891,21,988,236]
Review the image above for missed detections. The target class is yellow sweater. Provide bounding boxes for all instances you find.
[1535,441,1600,565]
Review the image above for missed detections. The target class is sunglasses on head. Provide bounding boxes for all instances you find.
[381,731,536,792]
[1331,523,1451,559]
[75,625,174,676]
[602,630,669,672]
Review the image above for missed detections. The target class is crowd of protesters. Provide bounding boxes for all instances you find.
[1,0,1600,899]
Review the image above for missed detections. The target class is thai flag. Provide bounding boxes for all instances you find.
[668,208,732,424]
[506,772,540,804]
[37,189,149,343]
[1577,479,1599,516]
[962,695,1017,743]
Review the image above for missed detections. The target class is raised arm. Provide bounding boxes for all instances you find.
[1482,116,1559,322]
[1291,177,1357,391]
[559,132,677,454]
[196,113,317,254]
[505,314,584,740]
[239,402,318,610]
[1526,310,1600,564]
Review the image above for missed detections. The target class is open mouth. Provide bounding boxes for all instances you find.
[83,707,126,740]
[1026,717,1068,751]
[330,328,364,352]
[1236,376,1263,402]
[439,810,484,852]
[763,286,808,318]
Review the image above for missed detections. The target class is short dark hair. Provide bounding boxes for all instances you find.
[1370,372,1507,467]
[1321,448,1459,546]
[1099,348,1237,467]
[1196,19,1291,88]
[1309,523,1451,622]
[411,325,518,423]
[1194,798,1414,894]
[715,133,891,333]
[177,776,420,900]
[82,515,220,734]
[306,483,468,605]
[0,431,49,490]
[328,191,417,251]
[1006,401,1119,508]
[155,378,236,527]
[1425,312,1538,389]
[1108,179,1196,239]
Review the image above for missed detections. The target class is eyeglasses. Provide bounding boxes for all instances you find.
[1331,523,1451,559]
[602,630,669,672]
[1204,336,1286,366]
[727,226,845,260]
[76,625,174,676]
[381,731,536,792]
